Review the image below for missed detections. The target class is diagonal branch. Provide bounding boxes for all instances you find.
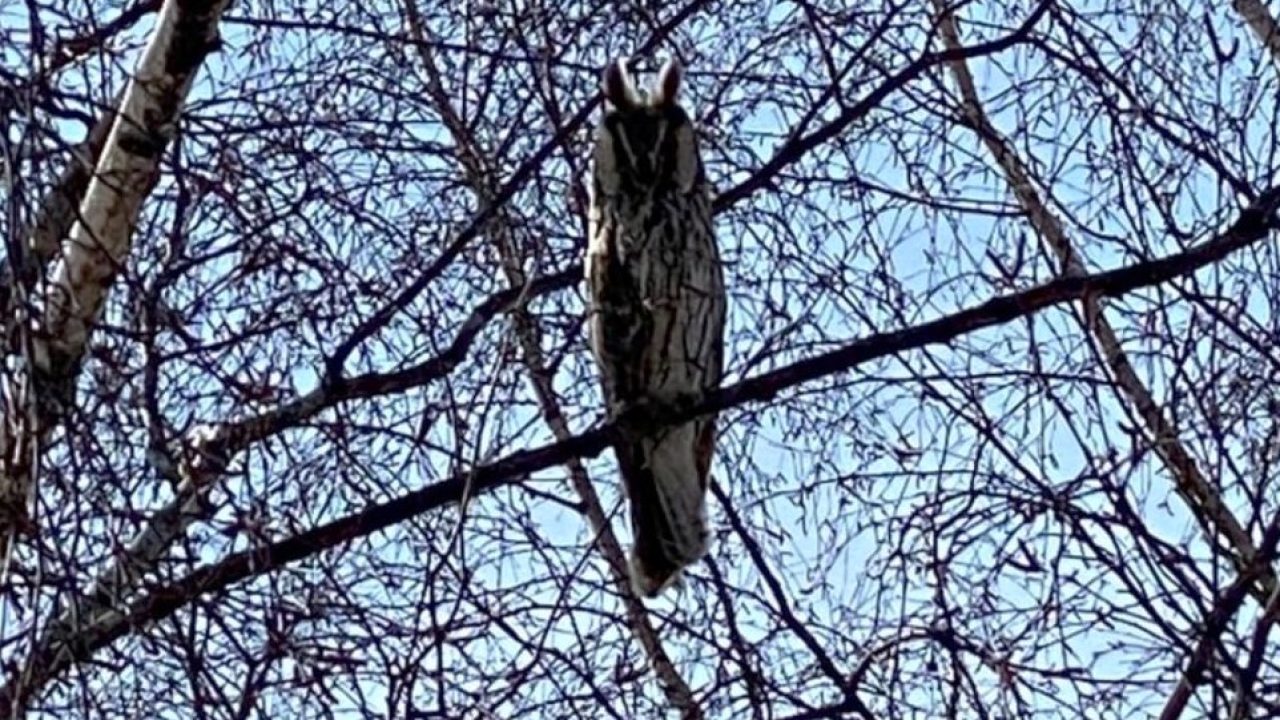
[931,0,1276,603]
[2,1,159,283]
[8,187,1278,713]
[712,0,1051,212]
[4,0,164,278]
[1159,510,1280,720]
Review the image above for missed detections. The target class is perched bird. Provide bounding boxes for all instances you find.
[584,56,726,597]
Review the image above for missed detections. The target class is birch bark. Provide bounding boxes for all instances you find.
[0,0,231,537]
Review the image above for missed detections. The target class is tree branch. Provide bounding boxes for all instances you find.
[8,184,1277,713]
[1158,511,1280,720]
[933,0,1277,603]
[0,0,231,547]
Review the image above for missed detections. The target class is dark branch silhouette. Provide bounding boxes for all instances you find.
[7,182,1275,713]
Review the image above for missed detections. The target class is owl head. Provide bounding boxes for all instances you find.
[593,57,703,196]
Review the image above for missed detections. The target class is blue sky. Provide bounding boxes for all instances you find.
[2,1,1279,718]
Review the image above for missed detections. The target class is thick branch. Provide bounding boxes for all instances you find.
[5,0,163,275]
[5,1,158,265]
[39,0,227,361]
[8,188,1277,711]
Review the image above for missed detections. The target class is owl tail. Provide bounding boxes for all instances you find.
[616,420,714,597]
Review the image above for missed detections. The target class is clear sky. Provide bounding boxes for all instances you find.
[2,1,1278,718]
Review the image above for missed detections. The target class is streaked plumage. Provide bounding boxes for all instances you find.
[585,57,726,597]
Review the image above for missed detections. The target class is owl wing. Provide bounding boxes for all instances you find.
[585,201,651,414]
[586,188,725,596]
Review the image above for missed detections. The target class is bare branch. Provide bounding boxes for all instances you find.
[0,0,231,546]
[1159,512,1280,720]
[932,0,1276,602]
[11,189,1277,710]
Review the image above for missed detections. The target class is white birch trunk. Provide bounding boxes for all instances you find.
[0,0,231,541]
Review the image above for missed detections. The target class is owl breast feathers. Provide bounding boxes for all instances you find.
[584,57,727,597]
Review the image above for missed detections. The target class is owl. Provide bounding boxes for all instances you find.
[584,57,726,597]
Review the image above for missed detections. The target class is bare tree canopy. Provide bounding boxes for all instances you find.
[1,0,1280,718]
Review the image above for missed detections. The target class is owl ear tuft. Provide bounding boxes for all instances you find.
[652,57,683,107]
[603,58,639,111]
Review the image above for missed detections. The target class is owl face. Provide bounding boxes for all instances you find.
[593,58,702,196]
